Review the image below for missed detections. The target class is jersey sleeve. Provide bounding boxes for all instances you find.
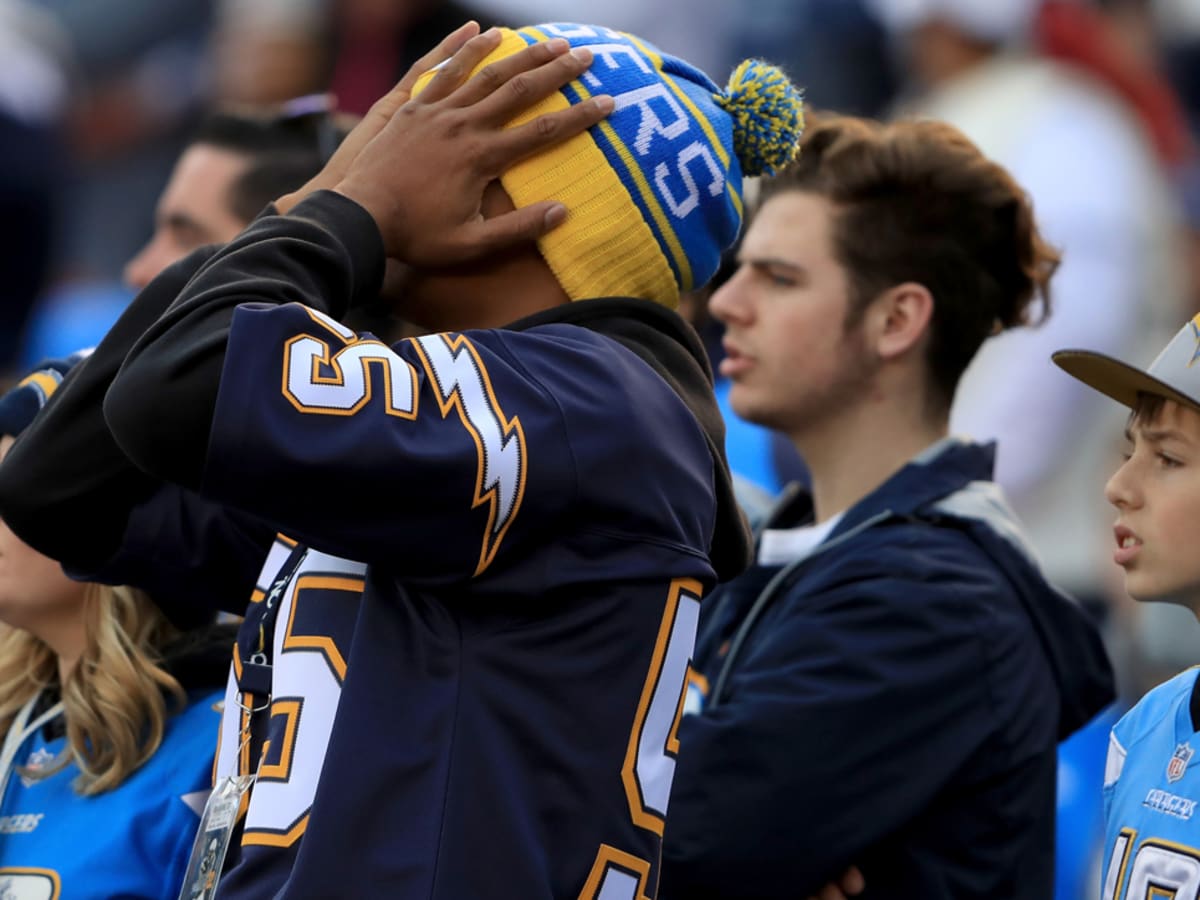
[65,484,274,618]
[0,243,221,572]
[201,303,580,578]
[104,191,713,581]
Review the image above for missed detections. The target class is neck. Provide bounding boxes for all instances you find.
[408,252,570,332]
[794,385,948,523]
[31,616,87,688]
[56,651,80,687]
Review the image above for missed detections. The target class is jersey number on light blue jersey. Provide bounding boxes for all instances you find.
[1103,828,1200,899]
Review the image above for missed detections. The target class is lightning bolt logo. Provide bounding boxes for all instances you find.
[412,333,527,576]
[1189,315,1200,367]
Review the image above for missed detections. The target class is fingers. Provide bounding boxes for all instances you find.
[482,93,613,172]
[450,36,576,109]
[396,20,483,95]
[471,45,595,126]
[454,201,568,262]
[361,21,486,128]
[416,26,506,104]
[841,866,865,895]
[805,865,864,900]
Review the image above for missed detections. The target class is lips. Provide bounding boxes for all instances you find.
[1114,524,1142,566]
[719,340,754,379]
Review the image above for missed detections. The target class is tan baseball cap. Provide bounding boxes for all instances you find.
[1053,317,1200,415]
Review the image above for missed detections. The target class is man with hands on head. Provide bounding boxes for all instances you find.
[5,21,802,899]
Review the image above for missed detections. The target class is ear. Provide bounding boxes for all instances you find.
[864,282,934,361]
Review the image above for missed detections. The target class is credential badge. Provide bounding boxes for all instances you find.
[18,747,56,788]
[1168,742,1194,783]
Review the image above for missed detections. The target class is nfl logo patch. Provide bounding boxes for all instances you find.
[1168,743,1194,783]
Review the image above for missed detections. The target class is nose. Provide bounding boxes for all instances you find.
[707,266,751,327]
[123,238,167,291]
[1105,457,1141,511]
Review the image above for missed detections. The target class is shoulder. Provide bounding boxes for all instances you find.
[758,518,1034,658]
[819,514,998,592]
[1105,670,1199,804]
[483,322,709,451]
[487,322,668,387]
[1114,668,1199,752]
[759,519,1003,636]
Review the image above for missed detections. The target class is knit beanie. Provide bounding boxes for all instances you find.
[0,350,89,440]
[416,23,804,308]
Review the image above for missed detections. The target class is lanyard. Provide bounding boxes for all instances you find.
[235,544,307,735]
[0,693,65,811]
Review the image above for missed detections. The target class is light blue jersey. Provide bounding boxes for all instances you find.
[1102,668,1200,899]
[0,689,222,899]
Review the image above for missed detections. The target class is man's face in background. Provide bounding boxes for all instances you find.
[123,143,251,290]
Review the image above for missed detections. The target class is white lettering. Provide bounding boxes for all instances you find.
[613,84,689,156]
[655,142,725,219]
[284,338,416,416]
[581,42,653,91]
[1143,787,1198,820]
[540,24,624,40]
[0,813,45,834]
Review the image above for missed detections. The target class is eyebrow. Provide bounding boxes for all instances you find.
[1124,426,1191,445]
[741,256,809,277]
[159,210,216,241]
[742,255,803,269]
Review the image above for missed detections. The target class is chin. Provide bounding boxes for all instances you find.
[727,392,768,428]
[1128,578,1200,612]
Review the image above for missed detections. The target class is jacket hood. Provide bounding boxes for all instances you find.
[508,297,753,582]
[768,437,1115,738]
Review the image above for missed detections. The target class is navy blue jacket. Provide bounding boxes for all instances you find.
[661,439,1115,899]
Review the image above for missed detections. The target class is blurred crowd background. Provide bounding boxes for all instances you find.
[2,0,1200,895]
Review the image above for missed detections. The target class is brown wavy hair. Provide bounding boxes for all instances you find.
[0,582,184,794]
[762,113,1062,412]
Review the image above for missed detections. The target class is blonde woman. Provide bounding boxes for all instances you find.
[0,358,231,899]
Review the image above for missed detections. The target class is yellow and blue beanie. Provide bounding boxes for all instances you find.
[0,351,89,439]
[419,23,804,308]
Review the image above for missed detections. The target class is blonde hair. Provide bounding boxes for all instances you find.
[0,583,185,794]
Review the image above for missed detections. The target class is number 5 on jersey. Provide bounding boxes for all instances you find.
[581,579,702,900]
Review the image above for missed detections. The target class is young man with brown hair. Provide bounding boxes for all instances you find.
[661,114,1115,899]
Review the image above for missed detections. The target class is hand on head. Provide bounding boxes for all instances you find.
[276,20,482,215]
[324,27,612,267]
[807,865,865,900]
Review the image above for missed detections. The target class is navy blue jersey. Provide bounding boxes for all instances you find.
[201,302,727,898]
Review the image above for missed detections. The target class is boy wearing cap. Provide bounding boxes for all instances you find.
[1,22,801,900]
[1055,320,1200,899]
